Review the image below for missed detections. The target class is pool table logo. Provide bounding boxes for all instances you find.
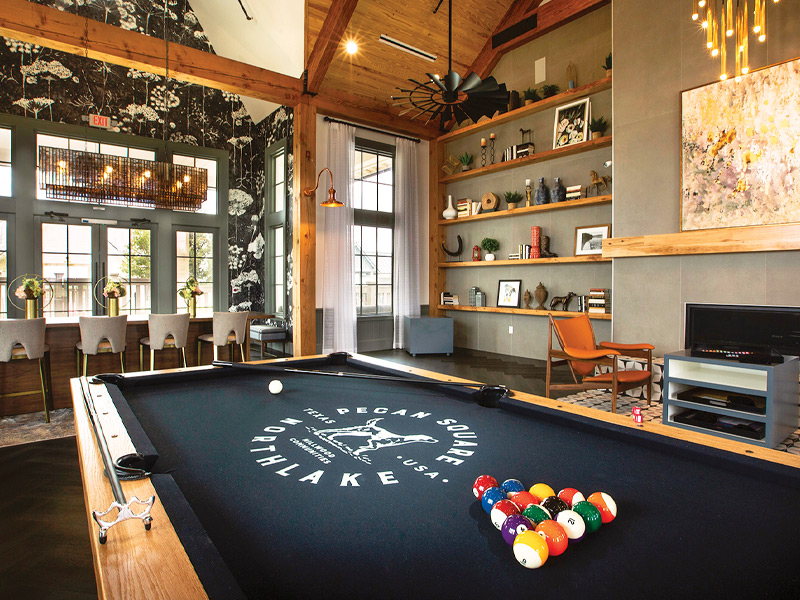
[250,405,478,488]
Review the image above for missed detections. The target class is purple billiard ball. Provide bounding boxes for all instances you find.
[481,487,507,514]
[501,514,534,545]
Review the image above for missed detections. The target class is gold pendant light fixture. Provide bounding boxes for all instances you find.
[693,0,778,81]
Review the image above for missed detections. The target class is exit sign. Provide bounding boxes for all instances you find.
[88,113,111,129]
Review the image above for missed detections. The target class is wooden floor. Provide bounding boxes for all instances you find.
[0,437,97,600]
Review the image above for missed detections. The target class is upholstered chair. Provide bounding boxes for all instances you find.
[0,318,52,422]
[250,319,288,359]
[76,315,128,376]
[197,311,249,364]
[139,313,190,371]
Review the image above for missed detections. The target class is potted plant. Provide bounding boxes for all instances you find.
[481,237,500,261]
[14,275,46,319]
[589,116,608,140]
[458,152,474,171]
[603,53,612,78]
[541,84,560,99]
[503,190,523,210]
[179,276,204,318]
[103,279,127,317]
[522,88,541,105]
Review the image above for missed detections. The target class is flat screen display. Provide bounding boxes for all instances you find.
[685,303,800,357]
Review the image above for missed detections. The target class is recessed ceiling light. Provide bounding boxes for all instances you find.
[345,40,358,55]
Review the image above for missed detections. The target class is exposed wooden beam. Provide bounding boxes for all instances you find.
[0,0,303,106]
[292,104,318,356]
[305,0,359,95]
[468,0,610,79]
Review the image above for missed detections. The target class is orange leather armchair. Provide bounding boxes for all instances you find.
[545,314,654,413]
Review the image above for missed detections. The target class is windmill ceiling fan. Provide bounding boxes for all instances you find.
[392,0,509,127]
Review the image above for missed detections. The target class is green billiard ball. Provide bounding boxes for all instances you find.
[572,500,602,534]
[522,504,551,525]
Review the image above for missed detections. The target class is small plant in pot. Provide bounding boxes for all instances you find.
[603,53,612,77]
[541,84,560,99]
[589,116,608,140]
[504,190,523,210]
[458,152,473,171]
[481,237,499,261]
[522,87,541,105]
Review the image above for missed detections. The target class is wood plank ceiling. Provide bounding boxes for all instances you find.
[306,0,516,111]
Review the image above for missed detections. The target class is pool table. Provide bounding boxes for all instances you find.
[72,353,800,600]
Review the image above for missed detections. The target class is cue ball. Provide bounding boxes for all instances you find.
[268,380,283,394]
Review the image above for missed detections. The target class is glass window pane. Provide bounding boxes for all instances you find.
[196,283,214,309]
[107,255,126,279]
[0,253,5,279]
[351,180,362,210]
[0,128,11,163]
[275,285,284,314]
[0,165,10,197]
[37,134,69,151]
[68,225,92,254]
[195,258,213,283]
[199,188,217,215]
[274,257,283,281]
[353,150,363,179]
[377,228,392,254]
[361,226,376,254]
[378,256,392,275]
[274,226,284,253]
[378,184,392,213]
[362,182,378,211]
[68,282,93,313]
[377,285,392,313]
[129,257,151,280]
[377,156,392,184]
[353,225,361,251]
[195,158,217,186]
[42,253,68,282]
[172,154,194,167]
[361,257,376,284]
[176,257,191,282]
[274,182,285,212]
[130,229,150,255]
[129,283,151,313]
[273,151,284,184]
[100,143,127,157]
[107,228,130,255]
[129,147,156,161]
[69,139,99,153]
[195,233,214,258]
[42,223,67,253]
[68,253,92,281]
[176,232,191,256]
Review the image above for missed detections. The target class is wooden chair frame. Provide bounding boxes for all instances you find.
[545,314,653,413]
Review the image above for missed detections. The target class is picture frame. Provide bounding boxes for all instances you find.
[574,224,611,256]
[553,98,590,149]
[497,280,522,308]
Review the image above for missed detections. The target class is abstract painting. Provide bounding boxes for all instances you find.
[681,57,800,231]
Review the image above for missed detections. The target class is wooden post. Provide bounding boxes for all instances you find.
[428,138,446,316]
[292,103,318,356]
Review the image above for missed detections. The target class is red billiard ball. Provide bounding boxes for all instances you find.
[534,520,569,556]
[490,499,520,530]
[587,492,617,523]
[473,475,498,500]
[557,487,586,508]
[508,491,541,511]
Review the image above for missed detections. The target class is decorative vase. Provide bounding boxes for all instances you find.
[108,297,119,317]
[534,178,549,205]
[25,298,38,319]
[509,90,521,111]
[522,289,532,309]
[534,282,548,310]
[461,164,470,171]
[188,296,197,319]
[485,253,496,262]
[550,177,566,203]
[442,195,457,220]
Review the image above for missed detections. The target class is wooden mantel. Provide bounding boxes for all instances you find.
[603,223,800,258]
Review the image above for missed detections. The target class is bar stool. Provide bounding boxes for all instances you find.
[250,320,288,358]
[0,318,52,422]
[76,315,128,376]
[139,313,189,371]
[197,311,249,364]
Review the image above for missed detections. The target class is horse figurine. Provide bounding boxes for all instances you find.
[589,170,611,196]
[549,291,576,311]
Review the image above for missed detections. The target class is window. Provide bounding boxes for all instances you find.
[177,231,214,311]
[36,133,156,201]
[108,227,151,314]
[0,220,7,316]
[173,154,218,215]
[265,142,287,315]
[41,223,93,316]
[353,140,394,315]
[0,127,11,197]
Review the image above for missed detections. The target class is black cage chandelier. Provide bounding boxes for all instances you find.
[39,147,208,211]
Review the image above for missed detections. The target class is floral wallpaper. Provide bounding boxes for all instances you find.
[0,0,294,324]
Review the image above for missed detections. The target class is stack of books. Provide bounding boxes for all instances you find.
[566,185,582,200]
[456,199,472,217]
[507,252,521,260]
[440,292,460,306]
[587,288,611,314]
[502,143,534,161]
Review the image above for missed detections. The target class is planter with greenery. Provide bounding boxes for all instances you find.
[522,87,541,105]
[503,190,523,210]
[541,84,560,99]
[458,152,473,171]
[589,116,608,140]
[480,237,499,261]
[603,53,612,77]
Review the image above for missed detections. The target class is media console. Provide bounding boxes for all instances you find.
[663,350,800,448]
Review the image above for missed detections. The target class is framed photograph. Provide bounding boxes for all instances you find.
[681,56,800,231]
[574,224,611,256]
[497,280,522,308]
[553,98,590,149]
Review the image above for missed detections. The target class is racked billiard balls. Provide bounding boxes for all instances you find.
[572,500,602,534]
[490,499,520,530]
[540,495,569,519]
[473,475,499,500]
[557,487,586,508]
[508,491,540,511]
[513,530,549,569]
[534,520,568,557]
[555,509,586,542]
[530,483,555,500]
[521,504,551,525]
[501,478,525,495]
[501,514,534,546]
[587,491,617,523]
[481,487,508,514]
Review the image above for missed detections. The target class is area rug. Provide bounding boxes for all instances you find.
[0,409,75,448]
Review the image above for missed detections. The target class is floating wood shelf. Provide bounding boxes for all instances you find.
[602,223,800,258]
[438,255,610,268]
[438,77,612,144]
[440,136,612,184]
[437,305,612,320]
[438,195,611,226]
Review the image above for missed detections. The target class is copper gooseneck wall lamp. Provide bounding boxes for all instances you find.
[303,168,343,207]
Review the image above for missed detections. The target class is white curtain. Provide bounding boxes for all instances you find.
[321,122,357,353]
[393,138,421,349]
